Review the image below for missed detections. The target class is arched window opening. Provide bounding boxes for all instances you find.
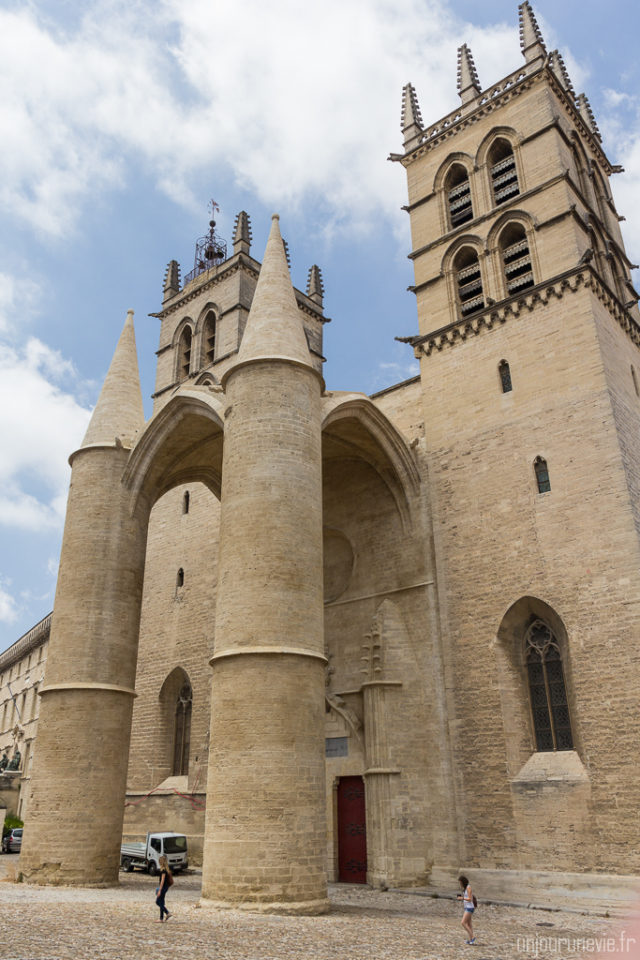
[178,327,192,381]
[534,456,550,493]
[183,490,190,514]
[632,366,639,398]
[454,248,484,317]
[203,311,216,366]
[498,359,512,393]
[525,620,573,751]
[176,568,185,589]
[500,223,534,295]
[173,682,192,776]
[489,139,520,206]
[446,164,474,228]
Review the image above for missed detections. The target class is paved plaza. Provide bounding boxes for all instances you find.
[0,856,636,960]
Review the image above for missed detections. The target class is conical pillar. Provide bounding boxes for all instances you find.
[20,311,148,886]
[201,216,328,914]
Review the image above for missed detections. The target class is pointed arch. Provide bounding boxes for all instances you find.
[495,596,577,762]
[451,243,485,317]
[123,389,225,513]
[172,319,195,383]
[159,667,193,778]
[321,394,420,532]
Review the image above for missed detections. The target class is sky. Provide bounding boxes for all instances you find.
[1,0,639,653]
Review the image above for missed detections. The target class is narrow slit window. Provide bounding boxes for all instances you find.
[178,327,192,381]
[489,139,520,206]
[446,164,474,229]
[499,360,512,393]
[183,491,190,514]
[500,224,534,295]
[632,366,639,398]
[534,456,550,493]
[203,311,216,366]
[525,620,573,752]
[455,248,484,318]
[176,568,185,589]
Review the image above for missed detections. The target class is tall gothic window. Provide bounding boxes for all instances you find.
[534,456,550,493]
[525,620,573,751]
[178,327,192,381]
[446,164,474,229]
[500,223,534,295]
[173,682,192,776]
[498,359,512,393]
[454,247,484,317]
[489,139,520,206]
[203,311,217,366]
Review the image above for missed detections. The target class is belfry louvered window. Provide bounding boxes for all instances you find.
[446,165,474,228]
[455,248,484,317]
[178,327,192,381]
[500,224,534,295]
[203,311,216,365]
[525,620,573,752]
[489,139,520,206]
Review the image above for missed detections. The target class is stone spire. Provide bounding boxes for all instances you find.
[163,260,180,302]
[549,50,576,102]
[577,93,602,141]
[401,83,423,151]
[232,210,252,255]
[81,309,145,449]
[457,44,482,104]
[519,2,546,63]
[306,265,324,308]
[234,215,312,369]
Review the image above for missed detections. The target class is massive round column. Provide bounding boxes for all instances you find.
[20,311,147,886]
[201,216,328,913]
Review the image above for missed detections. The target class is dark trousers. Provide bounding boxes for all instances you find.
[156,885,169,919]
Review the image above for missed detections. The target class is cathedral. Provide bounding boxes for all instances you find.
[18,2,640,913]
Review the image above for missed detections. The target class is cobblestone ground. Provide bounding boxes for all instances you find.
[0,855,632,960]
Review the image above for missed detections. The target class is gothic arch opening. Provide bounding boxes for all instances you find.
[159,667,194,780]
[494,596,577,773]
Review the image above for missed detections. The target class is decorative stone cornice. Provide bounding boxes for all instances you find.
[0,612,51,673]
[393,62,611,175]
[405,267,640,358]
[151,254,328,325]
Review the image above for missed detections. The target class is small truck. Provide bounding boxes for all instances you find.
[120,831,188,875]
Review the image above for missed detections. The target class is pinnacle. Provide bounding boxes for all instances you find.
[401,83,423,150]
[577,93,602,141]
[81,309,145,449]
[232,211,252,255]
[232,215,312,370]
[549,50,576,102]
[457,44,481,104]
[163,260,181,302]
[306,265,324,307]
[519,2,546,63]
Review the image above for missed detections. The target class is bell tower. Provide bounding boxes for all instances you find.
[393,2,640,888]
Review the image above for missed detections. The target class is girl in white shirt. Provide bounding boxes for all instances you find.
[457,874,475,944]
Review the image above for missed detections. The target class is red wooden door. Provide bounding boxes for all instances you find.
[337,776,367,883]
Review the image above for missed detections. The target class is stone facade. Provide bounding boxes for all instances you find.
[18,3,640,913]
[0,614,49,820]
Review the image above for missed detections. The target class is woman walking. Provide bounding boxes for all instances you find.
[155,855,173,922]
[457,874,475,945]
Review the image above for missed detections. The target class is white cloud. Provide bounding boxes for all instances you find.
[0,335,92,531]
[0,579,18,625]
[0,1,523,239]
